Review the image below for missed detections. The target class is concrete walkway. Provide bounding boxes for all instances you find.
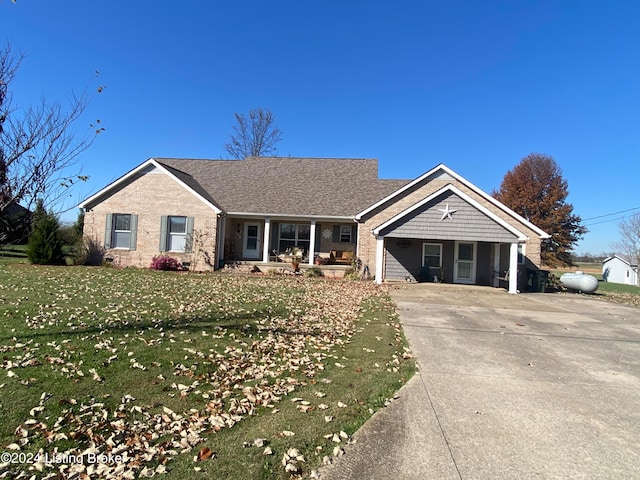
[319,284,640,479]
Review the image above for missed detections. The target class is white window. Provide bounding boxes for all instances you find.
[422,243,442,268]
[340,225,352,243]
[105,213,137,250]
[278,223,310,253]
[168,216,187,251]
[331,224,356,244]
[160,216,194,253]
[113,214,131,248]
[518,244,526,264]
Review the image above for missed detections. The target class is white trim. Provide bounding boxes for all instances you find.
[79,158,222,214]
[243,222,261,259]
[508,242,519,294]
[372,184,528,241]
[227,212,353,222]
[262,218,271,263]
[356,163,549,239]
[308,220,317,265]
[375,237,384,284]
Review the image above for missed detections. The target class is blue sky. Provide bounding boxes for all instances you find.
[1,0,638,255]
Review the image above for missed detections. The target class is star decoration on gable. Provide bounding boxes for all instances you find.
[438,203,457,221]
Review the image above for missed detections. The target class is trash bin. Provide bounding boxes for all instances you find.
[537,270,549,293]
[527,269,537,292]
[526,269,549,292]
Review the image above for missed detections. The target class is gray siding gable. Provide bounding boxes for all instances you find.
[379,190,519,242]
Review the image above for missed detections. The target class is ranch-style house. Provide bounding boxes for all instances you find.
[79,156,550,293]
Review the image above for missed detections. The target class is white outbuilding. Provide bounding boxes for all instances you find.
[602,255,638,286]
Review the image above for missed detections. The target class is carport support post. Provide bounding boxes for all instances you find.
[508,242,518,294]
[375,236,384,284]
[308,220,316,265]
[262,218,271,263]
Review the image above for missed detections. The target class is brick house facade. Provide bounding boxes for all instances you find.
[82,163,221,270]
[80,158,549,291]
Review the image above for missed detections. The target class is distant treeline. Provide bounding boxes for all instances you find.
[572,253,614,263]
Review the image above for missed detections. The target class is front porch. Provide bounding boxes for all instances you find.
[221,216,358,268]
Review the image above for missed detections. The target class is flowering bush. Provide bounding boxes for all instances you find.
[150,255,183,271]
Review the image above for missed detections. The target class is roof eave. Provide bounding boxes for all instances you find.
[79,158,159,209]
[226,212,355,222]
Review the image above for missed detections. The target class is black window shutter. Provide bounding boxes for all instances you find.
[104,214,112,249]
[159,216,168,251]
[333,225,340,243]
[129,214,138,250]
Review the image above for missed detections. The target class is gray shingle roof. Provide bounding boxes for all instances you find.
[605,254,639,267]
[156,157,410,217]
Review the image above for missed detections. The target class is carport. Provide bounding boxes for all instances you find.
[372,185,525,293]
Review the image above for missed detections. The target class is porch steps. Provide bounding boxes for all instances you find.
[222,261,351,279]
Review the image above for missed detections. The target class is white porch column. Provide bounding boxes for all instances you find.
[262,218,271,263]
[508,242,519,294]
[308,220,317,265]
[375,236,384,284]
[493,243,501,287]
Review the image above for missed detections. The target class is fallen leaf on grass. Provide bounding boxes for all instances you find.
[195,447,214,461]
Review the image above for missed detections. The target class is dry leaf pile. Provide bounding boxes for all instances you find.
[598,291,640,307]
[0,267,388,478]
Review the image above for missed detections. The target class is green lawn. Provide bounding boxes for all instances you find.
[0,265,414,479]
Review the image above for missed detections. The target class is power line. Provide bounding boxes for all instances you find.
[584,215,629,227]
[582,206,640,221]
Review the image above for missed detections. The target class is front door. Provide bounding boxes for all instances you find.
[454,241,476,284]
[243,222,261,259]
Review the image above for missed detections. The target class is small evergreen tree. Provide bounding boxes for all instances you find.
[26,200,65,265]
[73,210,84,239]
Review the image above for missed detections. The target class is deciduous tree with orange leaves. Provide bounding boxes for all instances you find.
[493,153,586,267]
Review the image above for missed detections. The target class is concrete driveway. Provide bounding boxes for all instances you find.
[319,284,640,480]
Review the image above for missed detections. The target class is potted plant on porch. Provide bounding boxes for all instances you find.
[291,247,303,273]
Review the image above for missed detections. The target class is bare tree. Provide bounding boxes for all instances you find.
[224,107,283,159]
[0,43,104,219]
[611,212,640,266]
